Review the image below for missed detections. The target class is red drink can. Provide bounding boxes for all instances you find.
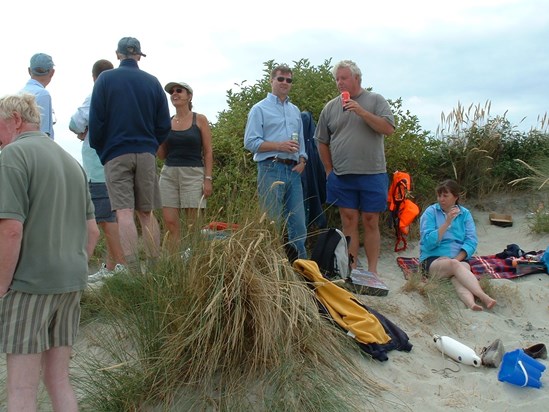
[341,91,350,110]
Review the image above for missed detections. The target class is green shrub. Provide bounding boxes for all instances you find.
[427,102,549,199]
[528,211,549,233]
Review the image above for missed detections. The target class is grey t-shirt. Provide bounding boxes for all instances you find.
[316,89,394,175]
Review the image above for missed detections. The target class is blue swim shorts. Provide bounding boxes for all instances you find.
[326,172,388,213]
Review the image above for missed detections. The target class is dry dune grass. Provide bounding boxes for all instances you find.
[76,216,397,411]
[400,271,465,328]
[401,271,527,328]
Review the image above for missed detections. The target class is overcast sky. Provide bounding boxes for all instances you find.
[2,0,547,163]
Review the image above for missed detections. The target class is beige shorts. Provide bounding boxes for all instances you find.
[0,290,82,354]
[159,165,207,209]
[104,153,161,211]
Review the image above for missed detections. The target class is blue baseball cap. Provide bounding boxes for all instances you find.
[116,37,146,57]
[30,53,54,76]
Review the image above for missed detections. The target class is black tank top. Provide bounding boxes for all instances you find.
[164,112,204,167]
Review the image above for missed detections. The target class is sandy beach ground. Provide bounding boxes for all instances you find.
[352,201,549,411]
[1,196,548,411]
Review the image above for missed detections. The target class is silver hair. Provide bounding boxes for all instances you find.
[0,94,41,125]
[332,60,362,84]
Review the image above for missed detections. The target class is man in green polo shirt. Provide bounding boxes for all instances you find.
[0,94,99,410]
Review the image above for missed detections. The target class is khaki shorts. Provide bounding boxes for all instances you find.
[159,165,207,209]
[104,153,161,211]
[0,290,82,354]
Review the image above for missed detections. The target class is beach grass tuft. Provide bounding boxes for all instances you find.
[77,208,390,411]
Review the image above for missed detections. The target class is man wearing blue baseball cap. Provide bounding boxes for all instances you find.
[20,53,56,139]
[89,37,171,272]
[116,36,147,57]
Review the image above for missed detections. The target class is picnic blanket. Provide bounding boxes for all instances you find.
[397,254,545,280]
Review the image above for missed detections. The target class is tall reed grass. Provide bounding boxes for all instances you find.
[77,204,394,411]
[509,159,549,233]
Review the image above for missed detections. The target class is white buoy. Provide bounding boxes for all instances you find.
[433,334,481,367]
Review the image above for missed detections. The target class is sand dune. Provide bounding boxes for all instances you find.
[353,206,549,411]
[1,199,547,411]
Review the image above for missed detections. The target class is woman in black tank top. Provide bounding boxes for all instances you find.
[157,81,213,252]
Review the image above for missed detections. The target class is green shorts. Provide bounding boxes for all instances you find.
[0,290,82,354]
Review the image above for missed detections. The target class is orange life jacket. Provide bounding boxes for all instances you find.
[387,171,420,252]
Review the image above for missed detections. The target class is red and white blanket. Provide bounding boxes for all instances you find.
[396,253,546,280]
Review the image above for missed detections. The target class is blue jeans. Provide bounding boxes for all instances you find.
[257,160,307,258]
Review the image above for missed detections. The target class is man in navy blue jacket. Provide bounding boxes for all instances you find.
[89,37,171,271]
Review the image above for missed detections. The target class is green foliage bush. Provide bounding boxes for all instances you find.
[495,126,549,185]
[433,109,549,199]
[208,59,441,222]
[384,98,442,206]
[164,60,549,232]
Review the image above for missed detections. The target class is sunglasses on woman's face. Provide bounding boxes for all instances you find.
[169,88,184,95]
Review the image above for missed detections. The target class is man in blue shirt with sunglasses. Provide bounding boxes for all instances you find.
[244,64,308,259]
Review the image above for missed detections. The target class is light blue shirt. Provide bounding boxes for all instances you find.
[69,94,105,182]
[21,79,54,139]
[419,203,478,262]
[244,93,307,162]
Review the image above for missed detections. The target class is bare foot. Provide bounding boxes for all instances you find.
[470,304,483,311]
[485,298,497,309]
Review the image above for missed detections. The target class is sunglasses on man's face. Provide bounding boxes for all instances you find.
[169,88,185,95]
[276,76,293,84]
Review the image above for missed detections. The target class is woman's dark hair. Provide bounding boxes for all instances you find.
[435,179,461,204]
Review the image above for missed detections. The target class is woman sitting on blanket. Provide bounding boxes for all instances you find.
[419,179,496,311]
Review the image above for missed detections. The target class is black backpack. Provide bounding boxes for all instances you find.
[311,228,353,280]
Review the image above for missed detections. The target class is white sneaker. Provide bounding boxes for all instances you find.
[88,263,126,283]
[112,263,127,274]
[180,248,192,261]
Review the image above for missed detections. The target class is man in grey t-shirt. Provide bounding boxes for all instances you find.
[316,60,395,275]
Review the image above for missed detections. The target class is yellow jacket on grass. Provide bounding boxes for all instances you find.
[293,259,390,345]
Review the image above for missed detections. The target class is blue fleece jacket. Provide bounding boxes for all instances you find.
[419,203,478,262]
[88,59,171,164]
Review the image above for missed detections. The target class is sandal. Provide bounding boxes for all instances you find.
[480,338,505,368]
[523,343,547,359]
